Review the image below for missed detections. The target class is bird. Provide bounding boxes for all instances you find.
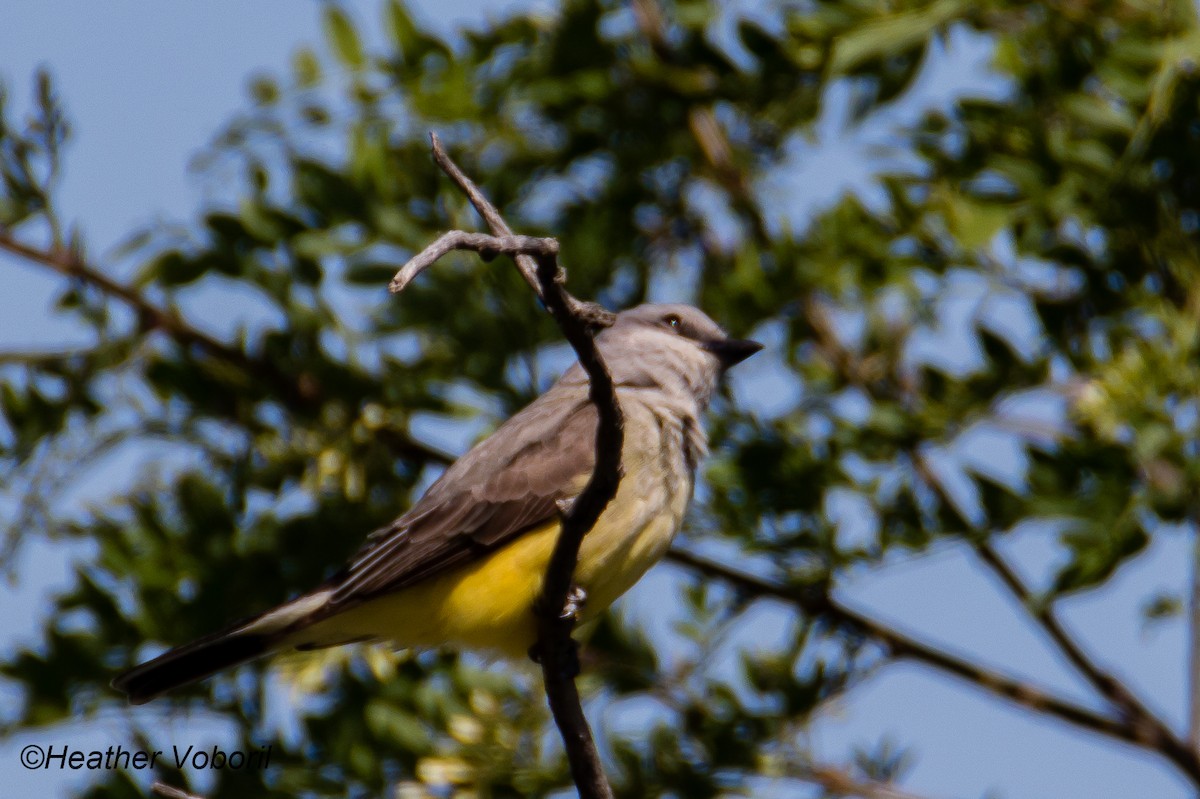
[112,303,762,704]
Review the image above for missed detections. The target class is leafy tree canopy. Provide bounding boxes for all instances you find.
[3,0,1200,796]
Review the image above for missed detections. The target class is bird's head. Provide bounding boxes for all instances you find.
[592,303,763,408]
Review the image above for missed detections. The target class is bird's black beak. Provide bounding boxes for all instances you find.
[703,337,764,368]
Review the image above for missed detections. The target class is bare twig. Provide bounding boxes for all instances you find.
[428,132,544,300]
[973,543,1140,713]
[151,782,206,799]
[0,349,86,365]
[391,134,619,799]
[389,232,559,294]
[906,420,1200,776]
[0,230,245,367]
[665,548,1142,747]
[429,133,616,329]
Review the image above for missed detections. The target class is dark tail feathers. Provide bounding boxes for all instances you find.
[112,626,276,705]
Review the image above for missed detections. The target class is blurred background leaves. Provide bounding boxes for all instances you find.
[4,0,1200,796]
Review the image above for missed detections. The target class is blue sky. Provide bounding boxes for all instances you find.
[0,3,1193,798]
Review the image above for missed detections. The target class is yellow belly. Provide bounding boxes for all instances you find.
[303,520,677,658]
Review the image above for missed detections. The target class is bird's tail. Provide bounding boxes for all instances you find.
[112,591,332,705]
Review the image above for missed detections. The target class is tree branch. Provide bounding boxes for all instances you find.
[0,227,448,466]
[973,542,1140,713]
[664,548,1148,749]
[389,133,620,799]
[389,231,560,294]
[529,244,623,799]
[0,229,247,367]
[902,425,1200,778]
[972,542,1199,778]
[428,132,545,301]
[429,133,616,328]
[610,0,1200,785]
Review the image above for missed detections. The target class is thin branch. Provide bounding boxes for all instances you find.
[973,542,1139,712]
[0,230,242,365]
[389,232,559,294]
[391,134,619,799]
[151,782,206,799]
[664,548,1144,748]
[429,133,616,328]
[972,541,1199,778]
[626,0,1200,785]
[529,245,623,799]
[429,132,544,300]
[0,227,448,466]
[0,348,84,365]
[907,436,1199,776]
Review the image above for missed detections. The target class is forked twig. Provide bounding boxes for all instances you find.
[427,132,616,329]
[389,232,558,294]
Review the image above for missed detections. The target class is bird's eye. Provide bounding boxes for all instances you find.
[664,314,681,331]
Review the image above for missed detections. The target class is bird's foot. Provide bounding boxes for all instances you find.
[561,584,587,623]
[528,585,587,677]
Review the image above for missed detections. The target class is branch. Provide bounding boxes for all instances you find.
[665,548,1145,748]
[0,228,449,466]
[529,238,623,799]
[0,230,247,367]
[151,782,206,799]
[628,0,1199,784]
[973,543,1138,711]
[389,231,559,294]
[429,133,616,328]
[428,132,543,300]
[972,542,1199,779]
[905,438,1200,778]
[390,134,619,799]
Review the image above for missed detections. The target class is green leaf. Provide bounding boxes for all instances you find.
[386,0,420,60]
[150,250,207,287]
[325,5,365,69]
[830,0,966,74]
[293,47,323,88]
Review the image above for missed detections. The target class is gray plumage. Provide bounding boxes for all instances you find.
[113,303,761,704]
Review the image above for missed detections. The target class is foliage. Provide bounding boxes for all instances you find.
[4,0,1200,796]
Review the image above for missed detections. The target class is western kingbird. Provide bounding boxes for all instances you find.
[113,303,761,704]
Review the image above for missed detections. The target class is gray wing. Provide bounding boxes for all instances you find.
[325,387,597,607]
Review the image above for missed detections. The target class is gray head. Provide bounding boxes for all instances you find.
[577,303,762,410]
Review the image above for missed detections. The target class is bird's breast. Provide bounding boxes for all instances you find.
[570,395,699,614]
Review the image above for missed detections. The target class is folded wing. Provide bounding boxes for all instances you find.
[326,389,598,607]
